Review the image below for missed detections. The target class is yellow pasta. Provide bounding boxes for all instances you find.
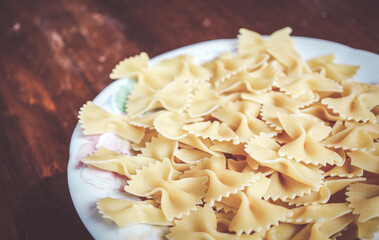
[187,83,239,117]
[126,78,191,117]
[321,81,379,123]
[183,120,239,142]
[214,55,274,94]
[79,101,145,143]
[203,52,258,86]
[124,158,208,221]
[276,112,343,166]
[97,198,172,227]
[306,54,360,83]
[183,155,259,205]
[155,55,212,84]
[288,177,365,206]
[78,27,379,239]
[81,147,156,178]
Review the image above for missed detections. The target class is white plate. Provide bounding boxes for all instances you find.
[67,37,379,240]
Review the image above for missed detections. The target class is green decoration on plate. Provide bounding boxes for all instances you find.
[114,78,137,113]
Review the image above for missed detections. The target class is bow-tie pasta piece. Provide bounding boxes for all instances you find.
[301,102,342,123]
[209,140,246,156]
[137,66,174,90]
[214,55,275,94]
[245,134,324,196]
[81,147,156,178]
[220,176,293,235]
[110,52,149,79]
[321,82,379,123]
[348,142,379,174]
[356,218,379,240]
[136,134,185,177]
[217,173,270,210]
[128,110,162,130]
[202,52,259,86]
[277,112,343,166]
[289,212,357,240]
[154,111,203,140]
[213,99,261,120]
[228,191,292,235]
[266,223,304,240]
[239,27,310,76]
[288,177,365,206]
[138,134,177,162]
[137,134,194,174]
[183,121,238,142]
[183,155,259,205]
[167,205,265,240]
[130,129,158,151]
[287,203,352,224]
[274,74,342,99]
[242,91,315,130]
[179,134,221,157]
[307,54,360,83]
[110,52,173,90]
[79,101,145,143]
[216,173,271,214]
[126,78,191,118]
[322,158,363,178]
[97,198,172,227]
[346,182,379,223]
[174,148,211,165]
[212,100,277,143]
[238,27,294,55]
[170,157,192,172]
[237,28,269,54]
[156,55,213,84]
[188,83,239,117]
[214,144,260,170]
[124,158,207,220]
[346,181,379,239]
[225,158,250,173]
[268,44,311,76]
[322,120,379,151]
[263,171,315,201]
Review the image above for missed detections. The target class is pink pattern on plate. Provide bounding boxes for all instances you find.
[75,135,100,169]
[96,132,132,155]
[76,132,131,190]
[80,165,127,190]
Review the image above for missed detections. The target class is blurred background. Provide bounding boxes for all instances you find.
[0,0,378,239]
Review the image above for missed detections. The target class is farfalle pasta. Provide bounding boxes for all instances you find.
[187,83,239,117]
[97,197,172,227]
[321,81,379,123]
[78,28,379,239]
[183,155,259,205]
[242,91,315,130]
[126,78,191,117]
[79,101,145,143]
[306,54,360,83]
[124,158,208,220]
[276,112,343,166]
[155,55,212,84]
[213,55,273,94]
[212,100,277,143]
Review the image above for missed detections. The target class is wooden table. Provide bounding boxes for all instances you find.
[0,0,378,239]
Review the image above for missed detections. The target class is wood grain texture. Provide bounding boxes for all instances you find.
[0,0,378,239]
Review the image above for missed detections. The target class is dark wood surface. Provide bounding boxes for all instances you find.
[0,0,378,239]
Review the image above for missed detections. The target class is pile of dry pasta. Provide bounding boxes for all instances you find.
[78,28,379,240]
